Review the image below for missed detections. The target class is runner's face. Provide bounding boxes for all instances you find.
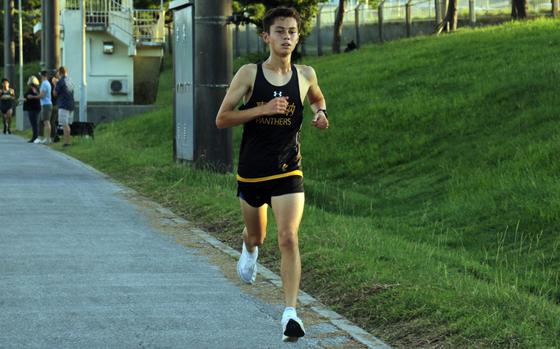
[264,17,299,56]
[2,81,8,89]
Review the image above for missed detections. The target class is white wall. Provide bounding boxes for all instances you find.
[61,10,134,103]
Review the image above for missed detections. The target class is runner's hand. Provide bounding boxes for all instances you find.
[312,111,329,129]
[261,97,289,115]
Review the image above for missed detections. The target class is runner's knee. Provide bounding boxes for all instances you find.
[278,230,298,251]
[244,227,266,246]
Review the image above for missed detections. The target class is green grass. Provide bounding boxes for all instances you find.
[54,18,560,348]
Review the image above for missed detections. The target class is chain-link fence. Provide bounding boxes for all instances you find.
[232,0,559,57]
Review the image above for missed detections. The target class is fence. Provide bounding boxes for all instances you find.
[232,0,559,57]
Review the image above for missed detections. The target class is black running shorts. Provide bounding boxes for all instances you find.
[237,175,304,208]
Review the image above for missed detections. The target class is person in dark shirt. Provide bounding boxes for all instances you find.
[23,76,42,143]
[215,7,329,343]
[1,78,16,135]
[53,66,75,147]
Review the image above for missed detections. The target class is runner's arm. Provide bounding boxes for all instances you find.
[216,65,289,129]
[305,67,328,129]
[216,65,262,129]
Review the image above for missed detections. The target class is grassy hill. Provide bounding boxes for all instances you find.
[61,18,560,348]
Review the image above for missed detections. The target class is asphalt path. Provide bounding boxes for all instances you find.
[0,134,389,349]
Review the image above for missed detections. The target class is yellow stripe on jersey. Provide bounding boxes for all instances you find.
[236,170,303,183]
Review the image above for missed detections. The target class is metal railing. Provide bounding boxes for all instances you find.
[63,0,165,45]
[132,9,165,44]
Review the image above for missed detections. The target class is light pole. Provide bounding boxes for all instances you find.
[79,0,88,122]
[16,0,25,131]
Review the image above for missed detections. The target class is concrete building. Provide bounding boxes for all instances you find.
[59,0,165,105]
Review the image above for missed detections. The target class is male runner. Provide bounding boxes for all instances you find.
[216,7,329,342]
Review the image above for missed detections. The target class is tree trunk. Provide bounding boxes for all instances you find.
[511,0,528,18]
[332,0,345,54]
[445,0,458,31]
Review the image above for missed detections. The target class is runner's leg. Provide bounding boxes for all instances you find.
[240,199,268,251]
[271,192,304,307]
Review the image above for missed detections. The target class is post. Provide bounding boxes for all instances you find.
[53,0,60,68]
[80,0,88,123]
[441,0,449,31]
[435,0,441,27]
[245,23,251,55]
[378,1,385,43]
[44,0,60,70]
[16,0,25,131]
[194,0,233,172]
[553,0,558,17]
[317,5,323,56]
[406,0,412,37]
[4,0,15,86]
[469,0,476,26]
[41,0,45,67]
[17,0,23,96]
[355,3,361,49]
[234,23,240,57]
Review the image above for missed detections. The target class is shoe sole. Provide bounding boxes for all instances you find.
[282,319,305,342]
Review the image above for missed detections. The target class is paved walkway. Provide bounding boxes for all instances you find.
[0,134,390,349]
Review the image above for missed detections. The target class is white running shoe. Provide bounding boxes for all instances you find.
[237,242,258,284]
[282,313,306,342]
[33,138,43,144]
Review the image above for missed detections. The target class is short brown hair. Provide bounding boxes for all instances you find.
[262,7,301,34]
[58,66,67,75]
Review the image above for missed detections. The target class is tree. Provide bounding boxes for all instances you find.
[444,0,458,31]
[511,0,528,19]
[332,0,344,53]
[0,0,42,66]
[233,0,324,38]
[134,0,170,9]
[435,0,458,34]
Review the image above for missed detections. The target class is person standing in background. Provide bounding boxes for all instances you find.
[23,76,42,143]
[36,70,53,144]
[53,66,75,147]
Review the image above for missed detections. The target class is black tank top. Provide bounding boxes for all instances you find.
[237,63,304,182]
[0,89,14,108]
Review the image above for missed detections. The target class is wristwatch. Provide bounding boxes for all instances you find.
[317,109,328,119]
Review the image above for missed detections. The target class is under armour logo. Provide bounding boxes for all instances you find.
[273,91,282,97]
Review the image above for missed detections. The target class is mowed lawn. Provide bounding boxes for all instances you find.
[59,18,560,348]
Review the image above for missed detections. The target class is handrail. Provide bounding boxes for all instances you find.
[64,0,165,45]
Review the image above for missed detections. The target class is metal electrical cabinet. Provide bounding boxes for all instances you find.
[170,0,194,161]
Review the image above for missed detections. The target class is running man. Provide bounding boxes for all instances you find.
[1,78,16,135]
[215,7,329,342]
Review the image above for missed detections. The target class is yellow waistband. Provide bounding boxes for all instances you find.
[236,170,303,183]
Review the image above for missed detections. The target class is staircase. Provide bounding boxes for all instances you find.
[63,0,165,56]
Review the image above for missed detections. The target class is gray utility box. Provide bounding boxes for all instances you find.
[170,0,194,161]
